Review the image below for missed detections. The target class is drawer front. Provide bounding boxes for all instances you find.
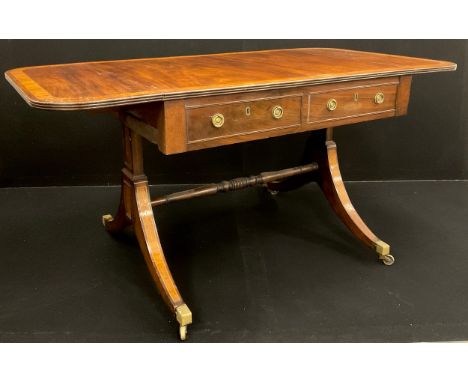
[128,76,410,154]
[307,81,398,124]
[186,95,302,143]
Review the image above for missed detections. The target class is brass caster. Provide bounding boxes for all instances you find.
[375,240,394,266]
[175,304,192,341]
[179,325,187,341]
[102,214,114,226]
[381,254,395,266]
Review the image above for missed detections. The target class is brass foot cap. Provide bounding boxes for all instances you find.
[175,304,192,326]
[375,240,394,265]
[375,240,390,256]
[102,214,114,227]
[176,304,192,341]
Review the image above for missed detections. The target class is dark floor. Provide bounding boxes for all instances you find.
[0,181,467,342]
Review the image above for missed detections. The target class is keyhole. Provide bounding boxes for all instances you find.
[245,106,251,116]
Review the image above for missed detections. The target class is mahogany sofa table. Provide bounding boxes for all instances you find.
[5,48,456,340]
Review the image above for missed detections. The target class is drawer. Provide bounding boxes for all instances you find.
[186,95,302,143]
[307,81,398,124]
[127,76,411,154]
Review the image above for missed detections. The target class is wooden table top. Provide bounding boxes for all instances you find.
[5,48,456,110]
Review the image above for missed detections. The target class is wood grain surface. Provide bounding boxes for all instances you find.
[5,48,456,110]
[125,76,411,154]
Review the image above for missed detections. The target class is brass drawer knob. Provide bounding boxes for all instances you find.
[211,113,225,128]
[374,92,385,104]
[272,105,284,119]
[327,98,337,111]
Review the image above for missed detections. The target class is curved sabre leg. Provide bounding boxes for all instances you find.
[132,177,192,340]
[102,178,132,234]
[314,133,394,265]
[103,120,192,340]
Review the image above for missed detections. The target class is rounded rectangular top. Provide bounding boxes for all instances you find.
[5,48,456,110]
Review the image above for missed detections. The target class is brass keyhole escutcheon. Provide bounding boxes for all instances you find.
[211,113,225,128]
[272,105,283,119]
[374,92,385,104]
[245,106,251,116]
[327,98,337,111]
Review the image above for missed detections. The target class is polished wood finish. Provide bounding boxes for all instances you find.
[313,129,393,264]
[306,78,398,124]
[151,162,318,207]
[186,94,302,143]
[103,119,192,338]
[121,113,159,145]
[267,128,393,264]
[5,48,456,340]
[395,76,413,115]
[5,48,455,110]
[129,76,409,154]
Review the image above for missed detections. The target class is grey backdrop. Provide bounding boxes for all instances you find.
[0,40,466,187]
